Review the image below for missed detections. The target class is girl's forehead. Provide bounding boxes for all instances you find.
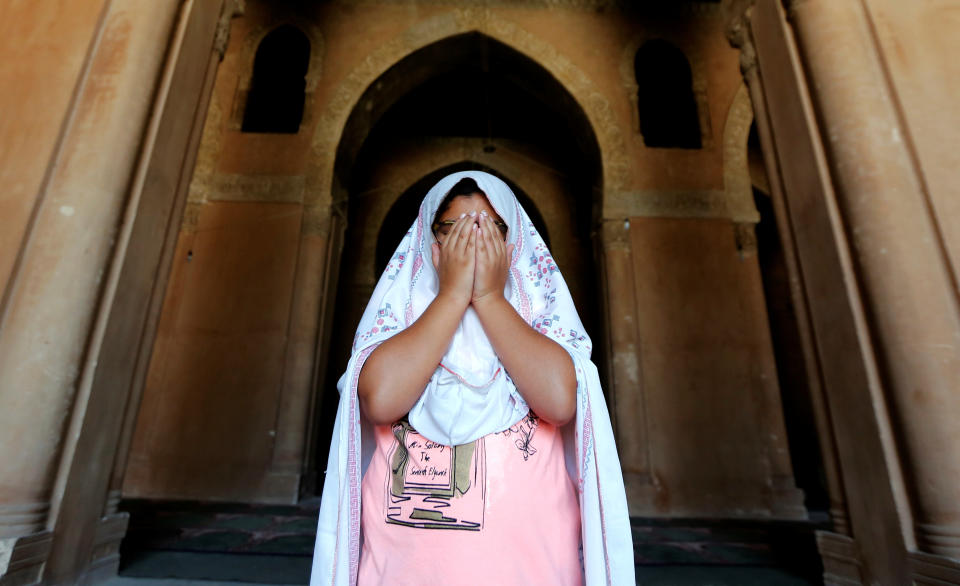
[437,194,504,220]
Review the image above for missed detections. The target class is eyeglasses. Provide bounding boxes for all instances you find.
[432,218,508,242]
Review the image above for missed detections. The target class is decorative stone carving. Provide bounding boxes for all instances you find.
[206,174,306,203]
[214,0,245,60]
[302,202,332,237]
[308,8,629,209]
[338,0,723,13]
[605,189,730,220]
[734,221,758,256]
[186,80,224,207]
[723,83,760,223]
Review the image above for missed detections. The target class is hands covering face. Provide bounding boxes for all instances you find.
[430,211,515,307]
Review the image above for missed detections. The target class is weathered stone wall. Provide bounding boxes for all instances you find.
[123,0,801,524]
[9,0,960,583]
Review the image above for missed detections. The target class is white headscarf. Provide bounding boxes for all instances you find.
[312,170,635,585]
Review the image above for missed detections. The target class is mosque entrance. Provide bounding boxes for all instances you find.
[11,0,957,582]
[307,32,606,494]
[109,4,829,584]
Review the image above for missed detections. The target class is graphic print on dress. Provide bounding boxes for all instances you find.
[498,412,540,461]
[385,420,486,531]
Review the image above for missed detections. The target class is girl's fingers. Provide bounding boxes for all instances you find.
[486,215,500,264]
[447,215,471,260]
[484,213,504,260]
[453,214,474,256]
[477,214,490,255]
[494,215,506,258]
[460,214,477,253]
[476,217,487,254]
[465,222,477,258]
[446,213,469,252]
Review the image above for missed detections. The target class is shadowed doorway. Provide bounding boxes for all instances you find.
[307,32,604,497]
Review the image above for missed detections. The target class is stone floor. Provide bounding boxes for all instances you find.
[112,500,823,585]
[104,565,816,586]
[104,550,818,585]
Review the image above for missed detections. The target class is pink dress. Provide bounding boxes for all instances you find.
[357,413,583,585]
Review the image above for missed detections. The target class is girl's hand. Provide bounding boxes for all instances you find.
[431,212,477,306]
[472,210,515,305]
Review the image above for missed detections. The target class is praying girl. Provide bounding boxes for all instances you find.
[310,171,634,585]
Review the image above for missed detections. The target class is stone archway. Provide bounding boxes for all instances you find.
[302,9,626,216]
[306,22,610,487]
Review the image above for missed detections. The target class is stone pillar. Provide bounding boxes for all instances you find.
[597,218,655,513]
[269,203,335,494]
[788,0,960,560]
[729,15,851,536]
[0,0,223,583]
[0,0,171,552]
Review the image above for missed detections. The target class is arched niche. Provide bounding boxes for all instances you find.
[241,24,311,133]
[634,39,703,149]
[310,31,607,481]
[331,31,601,226]
[325,30,603,336]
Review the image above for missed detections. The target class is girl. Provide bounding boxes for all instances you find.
[310,171,634,585]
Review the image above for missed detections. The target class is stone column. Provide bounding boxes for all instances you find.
[596,218,655,513]
[269,203,335,495]
[0,0,210,582]
[729,16,851,536]
[788,0,960,559]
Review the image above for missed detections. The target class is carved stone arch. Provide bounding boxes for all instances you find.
[723,82,760,223]
[228,19,324,130]
[306,9,624,215]
[342,142,583,289]
[354,148,559,235]
[620,33,713,149]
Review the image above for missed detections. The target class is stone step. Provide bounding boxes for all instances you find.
[118,500,826,584]
[120,499,320,556]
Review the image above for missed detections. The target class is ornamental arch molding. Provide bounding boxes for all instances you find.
[723,82,760,223]
[305,9,625,219]
[229,19,325,131]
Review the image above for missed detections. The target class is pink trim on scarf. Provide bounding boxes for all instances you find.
[346,345,377,585]
[511,205,531,323]
[407,216,425,327]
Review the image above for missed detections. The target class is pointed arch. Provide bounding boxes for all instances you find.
[306,11,624,216]
[634,39,702,149]
[241,25,311,133]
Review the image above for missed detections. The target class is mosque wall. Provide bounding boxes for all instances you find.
[123,0,802,527]
[624,217,803,517]
[4,0,958,584]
